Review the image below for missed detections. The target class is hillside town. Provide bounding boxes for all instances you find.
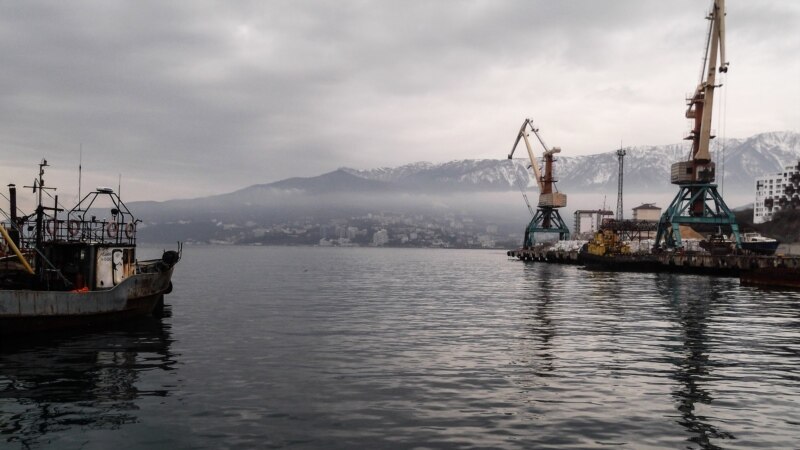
[185,212,523,249]
[170,159,800,249]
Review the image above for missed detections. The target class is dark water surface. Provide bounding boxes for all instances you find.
[1,246,799,449]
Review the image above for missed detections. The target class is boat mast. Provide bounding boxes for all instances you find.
[34,160,47,275]
[26,159,57,277]
[78,145,83,210]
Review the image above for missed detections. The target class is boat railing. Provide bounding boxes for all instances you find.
[8,217,137,247]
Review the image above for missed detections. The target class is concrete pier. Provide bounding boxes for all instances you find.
[508,247,800,278]
[507,248,581,265]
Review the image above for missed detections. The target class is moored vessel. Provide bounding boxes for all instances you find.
[739,232,780,255]
[0,160,180,335]
[740,266,800,289]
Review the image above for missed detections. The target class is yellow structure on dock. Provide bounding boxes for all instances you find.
[587,230,631,257]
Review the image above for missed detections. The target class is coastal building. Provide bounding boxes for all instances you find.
[754,161,800,224]
[371,229,389,246]
[477,235,495,248]
[573,210,613,239]
[632,203,661,222]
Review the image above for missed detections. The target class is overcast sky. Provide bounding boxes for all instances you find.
[0,0,797,203]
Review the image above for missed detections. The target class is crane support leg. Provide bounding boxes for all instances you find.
[524,207,570,248]
[654,183,741,251]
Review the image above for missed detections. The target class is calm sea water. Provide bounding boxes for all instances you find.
[1,246,799,449]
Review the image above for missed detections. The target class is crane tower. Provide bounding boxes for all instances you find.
[654,0,740,250]
[508,119,569,248]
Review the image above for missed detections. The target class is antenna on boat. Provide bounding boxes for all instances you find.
[78,144,83,209]
[118,173,122,201]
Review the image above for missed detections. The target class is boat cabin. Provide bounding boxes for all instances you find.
[1,164,140,291]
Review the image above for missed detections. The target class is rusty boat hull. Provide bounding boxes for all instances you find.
[0,267,174,335]
[740,266,800,289]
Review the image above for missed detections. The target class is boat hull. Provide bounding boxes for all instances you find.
[740,267,800,289]
[741,241,780,255]
[0,268,173,335]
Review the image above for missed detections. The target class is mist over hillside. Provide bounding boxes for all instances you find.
[343,131,800,195]
[130,131,800,245]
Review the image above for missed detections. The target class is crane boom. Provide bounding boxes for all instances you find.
[686,0,728,164]
[671,0,728,186]
[507,118,566,209]
[508,119,543,191]
[508,119,547,192]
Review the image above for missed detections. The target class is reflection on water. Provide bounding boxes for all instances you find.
[658,275,735,449]
[1,247,799,449]
[510,260,800,449]
[522,264,556,376]
[0,311,176,448]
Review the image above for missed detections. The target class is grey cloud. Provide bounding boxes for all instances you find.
[0,0,796,202]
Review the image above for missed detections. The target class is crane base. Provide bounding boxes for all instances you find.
[524,207,570,248]
[654,183,741,250]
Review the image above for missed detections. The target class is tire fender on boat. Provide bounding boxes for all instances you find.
[125,223,136,239]
[68,220,81,237]
[106,222,118,238]
[46,219,57,236]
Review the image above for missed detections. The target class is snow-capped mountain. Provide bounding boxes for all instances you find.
[343,131,800,195]
[129,131,799,243]
[342,159,531,192]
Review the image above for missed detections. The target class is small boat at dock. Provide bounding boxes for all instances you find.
[739,232,780,256]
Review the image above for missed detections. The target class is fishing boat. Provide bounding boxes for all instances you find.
[0,160,180,335]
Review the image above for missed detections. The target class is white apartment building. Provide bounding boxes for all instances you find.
[754,161,800,224]
[632,203,662,221]
[572,210,613,238]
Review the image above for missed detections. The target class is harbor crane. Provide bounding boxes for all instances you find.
[655,0,740,251]
[508,119,569,248]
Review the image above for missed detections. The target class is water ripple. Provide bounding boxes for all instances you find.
[1,246,799,449]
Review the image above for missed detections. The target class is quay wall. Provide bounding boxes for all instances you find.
[508,247,800,277]
[507,248,581,264]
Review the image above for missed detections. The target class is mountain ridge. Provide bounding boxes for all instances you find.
[321,131,800,195]
[128,130,800,244]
